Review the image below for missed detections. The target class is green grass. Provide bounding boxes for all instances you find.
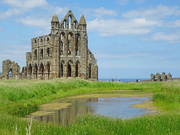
[0,78,179,134]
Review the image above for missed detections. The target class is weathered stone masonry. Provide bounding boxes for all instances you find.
[1,10,98,81]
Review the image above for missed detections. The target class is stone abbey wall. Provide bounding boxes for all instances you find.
[1,10,98,81]
[151,72,172,81]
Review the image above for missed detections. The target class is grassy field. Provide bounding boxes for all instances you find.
[0,78,179,134]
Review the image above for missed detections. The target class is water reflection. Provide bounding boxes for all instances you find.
[28,96,153,125]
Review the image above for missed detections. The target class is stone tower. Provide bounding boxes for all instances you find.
[24,10,98,80]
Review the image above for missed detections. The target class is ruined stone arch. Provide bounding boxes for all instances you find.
[63,19,67,28]
[39,63,44,79]
[47,37,50,41]
[22,67,27,74]
[28,64,32,75]
[8,68,12,79]
[67,60,73,77]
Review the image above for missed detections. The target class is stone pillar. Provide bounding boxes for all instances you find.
[151,74,155,82]
[71,64,75,78]
[64,64,67,77]
[161,72,167,81]
[155,73,161,81]
[167,73,172,81]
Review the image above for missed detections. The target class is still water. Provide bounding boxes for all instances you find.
[28,96,153,125]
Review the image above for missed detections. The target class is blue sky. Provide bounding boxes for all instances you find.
[0,0,180,79]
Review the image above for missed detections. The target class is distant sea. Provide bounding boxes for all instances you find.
[98,78,149,82]
[0,72,149,82]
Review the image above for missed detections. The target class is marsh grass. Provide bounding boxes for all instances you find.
[0,78,179,134]
[0,112,179,135]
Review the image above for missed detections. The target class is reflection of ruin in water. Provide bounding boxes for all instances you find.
[28,96,156,125]
[29,98,98,125]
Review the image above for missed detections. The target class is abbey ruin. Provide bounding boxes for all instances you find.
[151,72,172,81]
[0,10,98,81]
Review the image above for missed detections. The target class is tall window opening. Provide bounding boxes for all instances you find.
[61,33,65,55]
[67,33,72,55]
[60,41,63,55]
[73,21,76,29]
[47,63,50,79]
[29,64,32,75]
[76,62,79,77]
[89,64,91,78]
[8,69,12,79]
[69,16,71,29]
[35,64,38,79]
[68,63,71,77]
[75,34,79,56]
[61,63,63,77]
[41,49,43,58]
[47,48,50,56]
[39,63,44,79]
[34,50,37,59]
[63,20,66,28]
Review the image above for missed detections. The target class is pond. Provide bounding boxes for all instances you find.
[27,93,157,125]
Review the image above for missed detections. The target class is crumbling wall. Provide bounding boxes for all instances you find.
[1,59,21,79]
[151,72,172,82]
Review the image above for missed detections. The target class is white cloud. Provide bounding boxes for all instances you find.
[88,18,160,36]
[54,7,69,17]
[122,5,180,19]
[118,0,128,5]
[94,7,117,18]
[16,16,50,30]
[81,7,117,19]
[0,44,30,71]
[0,9,22,19]
[143,32,180,43]
[0,0,50,19]
[117,0,144,5]
[167,20,180,28]
[1,0,48,9]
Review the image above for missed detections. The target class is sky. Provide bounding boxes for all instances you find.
[0,0,180,79]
